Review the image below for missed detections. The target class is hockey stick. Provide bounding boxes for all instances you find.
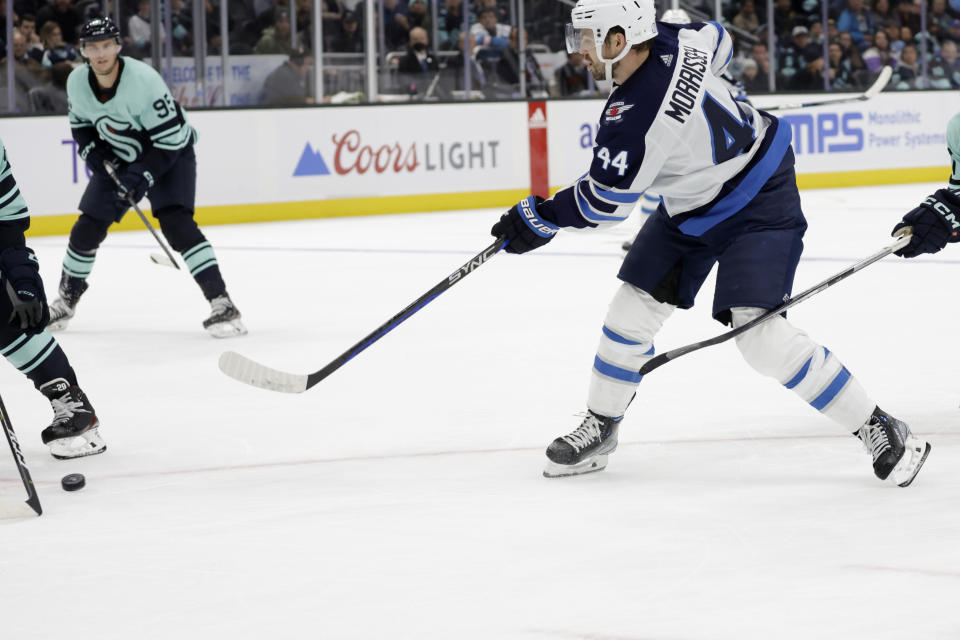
[219,237,508,393]
[763,66,892,112]
[637,233,911,377]
[103,161,181,270]
[0,393,42,518]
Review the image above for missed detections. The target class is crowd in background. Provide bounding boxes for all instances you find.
[1,0,959,111]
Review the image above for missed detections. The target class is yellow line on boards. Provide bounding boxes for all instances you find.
[24,188,530,237]
[23,167,948,238]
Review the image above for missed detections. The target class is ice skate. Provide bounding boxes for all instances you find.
[855,407,930,487]
[203,294,247,338]
[47,277,88,331]
[544,410,620,478]
[39,378,105,460]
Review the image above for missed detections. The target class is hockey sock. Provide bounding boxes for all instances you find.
[1,329,78,389]
[63,214,110,281]
[731,307,875,430]
[587,283,675,418]
[61,242,97,281]
[156,208,228,300]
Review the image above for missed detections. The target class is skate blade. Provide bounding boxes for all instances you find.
[49,428,107,460]
[543,454,608,478]
[206,319,248,338]
[891,437,931,488]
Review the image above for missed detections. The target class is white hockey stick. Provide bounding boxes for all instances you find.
[763,66,892,112]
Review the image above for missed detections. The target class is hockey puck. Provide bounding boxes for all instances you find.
[61,473,85,492]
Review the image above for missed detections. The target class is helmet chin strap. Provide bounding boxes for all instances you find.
[595,39,631,82]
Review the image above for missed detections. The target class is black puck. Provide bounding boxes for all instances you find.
[61,473,86,492]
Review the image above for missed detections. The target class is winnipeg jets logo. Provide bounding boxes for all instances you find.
[604,101,633,124]
[660,54,674,66]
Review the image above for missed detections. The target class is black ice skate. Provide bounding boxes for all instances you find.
[39,378,106,460]
[544,410,620,478]
[203,294,247,338]
[855,407,930,487]
[47,276,88,331]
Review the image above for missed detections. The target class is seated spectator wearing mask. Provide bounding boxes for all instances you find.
[395,26,440,95]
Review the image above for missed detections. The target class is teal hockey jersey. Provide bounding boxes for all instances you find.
[67,57,197,175]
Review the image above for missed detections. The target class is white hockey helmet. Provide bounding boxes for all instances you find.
[565,0,658,78]
[661,8,691,23]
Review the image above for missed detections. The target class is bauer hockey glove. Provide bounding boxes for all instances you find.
[115,164,155,203]
[0,247,48,331]
[491,196,558,254]
[892,188,960,258]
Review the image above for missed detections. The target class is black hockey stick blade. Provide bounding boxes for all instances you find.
[0,396,42,518]
[764,66,891,112]
[638,233,911,377]
[219,238,508,393]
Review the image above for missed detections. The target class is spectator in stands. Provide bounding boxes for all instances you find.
[395,25,439,95]
[773,0,797,38]
[495,26,547,97]
[792,50,829,91]
[19,13,43,54]
[441,31,489,96]
[732,0,759,33]
[9,29,45,84]
[38,21,78,67]
[873,0,899,26]
[382,0,411,49]
[837,0,874,49]
[930,0,953,37]
[778,25,818,86]
[929,38,960,87]
[36,0,81,43]
[128,0,165,57]
[470,7,509,49]
[322,0,344,50]
[331,10,363,52]
[837,30,865,72]
[891,42,919,88]
[863,29,896,71]
[740,57,768,92]
[898,1,922,34]
[808,20,824,47]
[407,0,430,31]
[255,8,294,55]
[944,19,960,46]
[28,59,69,113]
[828,40,858,88]
[475,0,507,24]
[748,41,771,83]
[554,51,591,96]
[262,47,313,105]
[437,0,462,49]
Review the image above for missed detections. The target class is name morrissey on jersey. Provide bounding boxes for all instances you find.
[664,46,708,125]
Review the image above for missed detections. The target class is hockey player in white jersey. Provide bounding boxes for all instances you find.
[490,0,931,485]
[621,7,749,252]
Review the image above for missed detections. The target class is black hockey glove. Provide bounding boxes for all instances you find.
[0,247,48,332]
[490,196,558,254]
[114,163,155,203]
[892,188,960,258]
[77,140,119,178]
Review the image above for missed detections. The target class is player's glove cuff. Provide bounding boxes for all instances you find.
[490,196,558,255]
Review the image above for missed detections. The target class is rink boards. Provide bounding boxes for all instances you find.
[0,90,952,236]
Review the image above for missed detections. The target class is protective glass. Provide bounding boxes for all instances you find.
[565,24,595,55]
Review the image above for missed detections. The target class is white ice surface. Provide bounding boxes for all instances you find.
[1,183,959,639]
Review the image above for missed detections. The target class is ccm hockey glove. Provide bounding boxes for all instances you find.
[0,247,48,331]
[491,196,559,254]
[893,188,960,258]
[115,163,155,203]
